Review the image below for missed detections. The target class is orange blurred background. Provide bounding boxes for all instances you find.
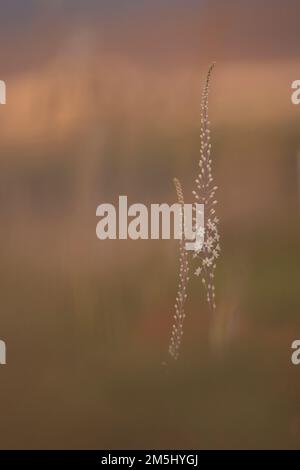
[0,0,300,449]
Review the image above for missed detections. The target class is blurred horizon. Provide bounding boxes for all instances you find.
[1,0,300,75]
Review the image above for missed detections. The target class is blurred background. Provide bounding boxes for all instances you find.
[0,0,300,449]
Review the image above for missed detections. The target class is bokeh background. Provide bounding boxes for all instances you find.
[0,0,300,449]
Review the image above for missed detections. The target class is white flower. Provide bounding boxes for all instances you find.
[205,237,214,251]
[203,257,212,267]
[207,220,216,231]
[194,267,202,277]
[193,240,204,252]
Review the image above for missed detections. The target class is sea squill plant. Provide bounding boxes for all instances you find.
[168,63,220,361]
[192,62,220,312]
[168,178,190,360]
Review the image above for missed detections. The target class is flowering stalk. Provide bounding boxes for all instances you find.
[167,64,220,362]
[168,178,190,360]
[193,63,220,312]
